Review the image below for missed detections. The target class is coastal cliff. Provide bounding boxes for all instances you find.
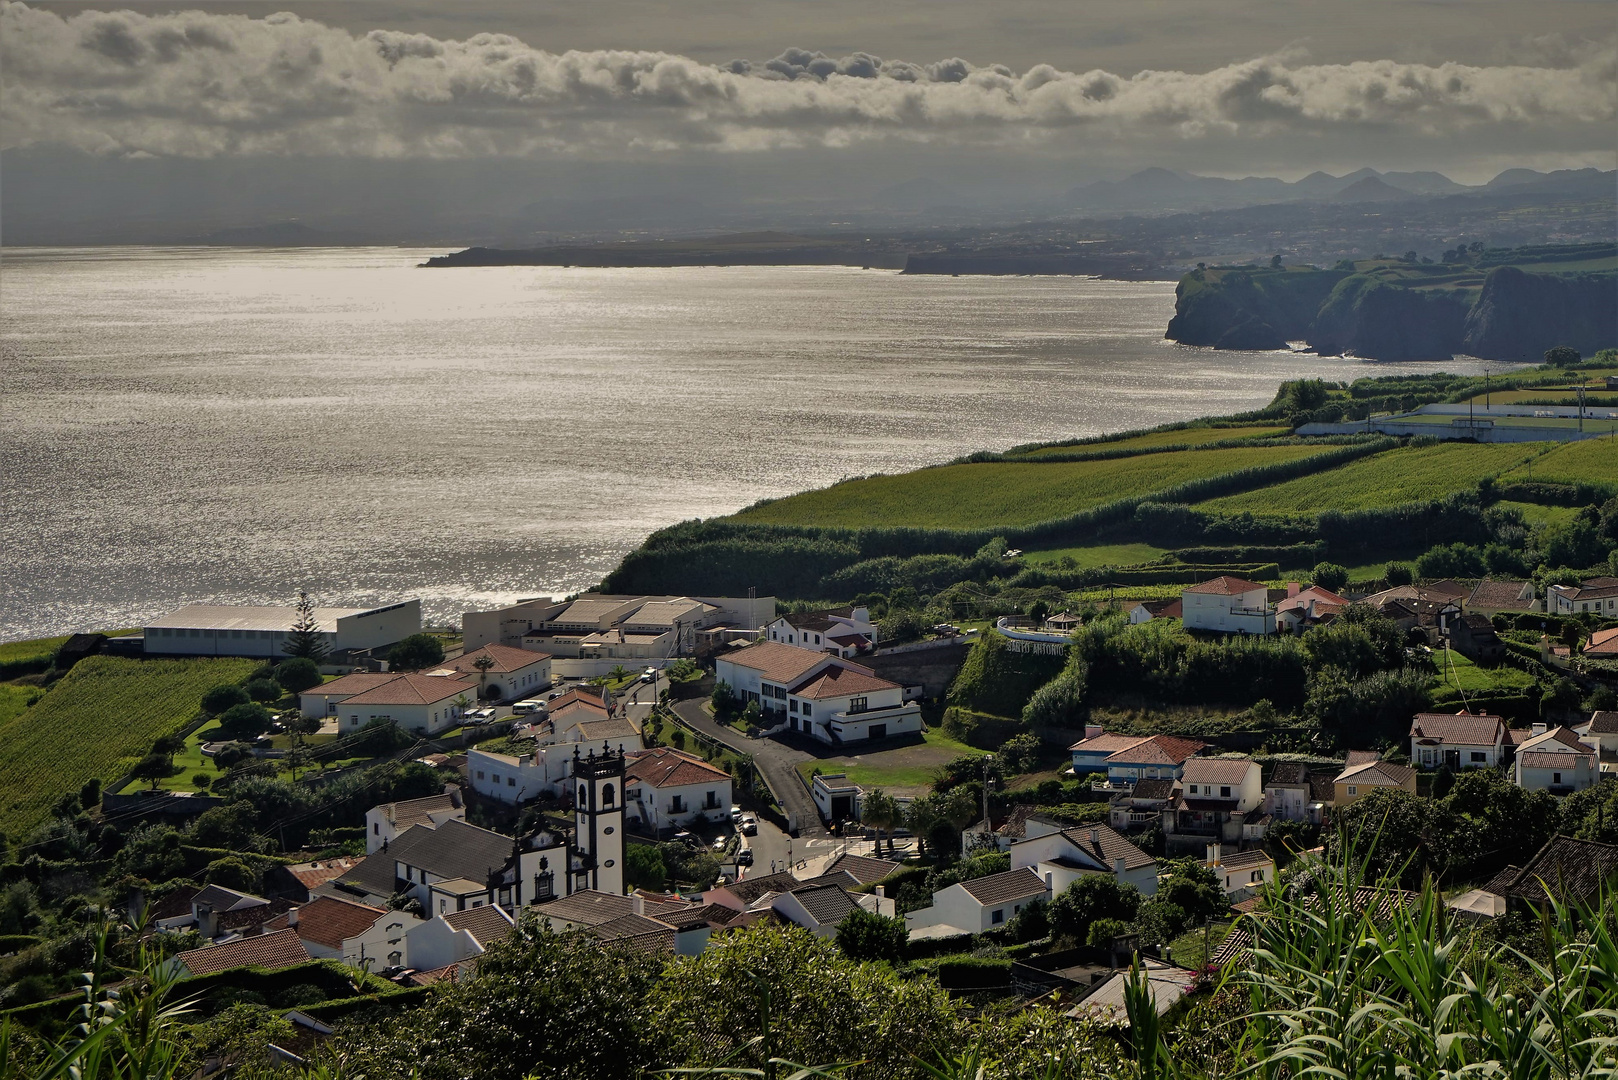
[1166,245,1616,360]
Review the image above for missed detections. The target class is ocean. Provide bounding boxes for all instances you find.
[0,246,1497,639]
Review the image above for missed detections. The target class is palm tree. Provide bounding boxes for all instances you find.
[861,788,899,856]
[473,653,496,699]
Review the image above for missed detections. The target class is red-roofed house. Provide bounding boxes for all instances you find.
[1409,712,1508,770]
[439,644,552,702]
[1181,576,1275,635]
[170,927,312,978]
[625,747,734,829]
[334,673,478,735]
[1094,733,1209,786]
[787,664,922,745]
[1275,584,1350,634]
[1513,726,1599,794]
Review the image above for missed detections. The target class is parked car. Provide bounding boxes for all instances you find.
[729,805,743,822]
[711,835,728,852]
[673,830,699,849]
[739,813,758,836]
[511,700,545,715]
[735,849,755,866]
[641,667,658,682]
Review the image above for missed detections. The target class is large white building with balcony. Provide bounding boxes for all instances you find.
[1180,577,1275,635]
[715,640,921,745]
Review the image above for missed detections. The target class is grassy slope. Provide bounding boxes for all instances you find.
[1498,438,1618,491]
[794,727,975,794]
[0,655,256,837]
[0,685,37,732]
[1015,425,1288,457]
[733,444,1325,529]
[1197,443,1545,514]
[1495,501,1580,526]
[1020,542,1171,567]
[0,637,69,666]
[1429,650,1535,699]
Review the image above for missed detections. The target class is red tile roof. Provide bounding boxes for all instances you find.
[1185,576,1269,595]
[1519,751,1593,769]
[1586,627,1618,657]
[789,665,900,700]
[625,747,731,789]
[304,672,404,698]
[284,897,384,950]
[1105,734,1207,767]
[1336,759,1415,786]
[1181,758,1257,786]
[1069,732,1149,754]
[1408,712,1505,747]
[286,858,364,891]
[723,641,873,684]
[443,644,551,674]
[341,673,476,707]
[176,928,311,976]
[443,905,516,946]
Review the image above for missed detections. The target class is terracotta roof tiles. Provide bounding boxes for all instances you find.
[176,928,311,976]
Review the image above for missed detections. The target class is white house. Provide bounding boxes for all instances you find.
[1070,729,1208,786]
[1164,757,1269,854]
[143,600,421,660]
[1263,762,1326,824]
[1202,845,1276,900]
[1513,725,1600,794]
[767,883,863,937]
[1180,576,1275,635]
[1575,712,1618,775]
[1408,712,1507,770]
[904,867,1049,939]
[786,665,922,745]
[438,644,552,702]
[624,747,734,830]
[463,593,776,653]
[329,672,477,735]
[267,896,405,964]
[468,714,641,805]
[365,792,464,854]
[1547,577,1618,616]
[1178,758,1263,813]
[1128,599,1182,625]
[397,906,515,971]
[715,641,842,713]
[1274,584,1349,634]
[1008,824,1159,897]
[766,607,877,657]
[300,672,407,718]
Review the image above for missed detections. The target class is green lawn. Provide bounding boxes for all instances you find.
[1014,425,1288,457]
[1499,438,1618,493]
[1168,922,1233,969]
[733,444,1328,530]
[0,684,39,733]
[795,727,976,795]
[1019,542,1170,568]
[1197,443,1546,515]
[1495,501,1580,526]
[0,635,69,667]
[1429,649,1536,697]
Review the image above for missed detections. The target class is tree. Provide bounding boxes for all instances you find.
[834,907,907,963]
[201,683,251,716]
[132,751,177,790]
[190,801,260,850]
[1384,562,1413,586]
[1086,917,1130,947]
[217,702,272,740]
[389,633,445,672]
[860,788,901,855]
[203,856,261,893]
[1326,786,1441,886]
[282,590,329,662]
[625,843,668,891]
[1262,818,1318,868]
[245,677,282,702]
[1004,897,1050,943]
[212,741,255,770]
[710,679,737,720]
[283,708,320,744]
[1543,346,1581,367]
[1153,858,1228,926]
[1311,562,1349,593]
[1022,658,1087,729]
[473,652,497,698]
[273,657,322,694]
[151,733,186,761]
[1048,874,1141,944]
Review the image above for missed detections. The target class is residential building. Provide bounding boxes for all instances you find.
[438,644,552,701]
[1274,583,1349,634]
[467,713,640,805]
[1513,725,1600,794]
[716,640,843,712]
[1450,613,1506,664]
[1180,576,1274,635]
[1408,711,1508,770]
[188,884,271,939]
[266,896,394,962]
[962,806,1069,854]
[904,867,1050,939]
[1009,823,1159,897]
[1264,762,1327,824]
[1466,579,1537,615]
[1547,576,1618,616]
[144,600,421,661]
[169,927,311,978]
[300,672,406,718]
[1128,599,1182,624]
[785,664,921,744]
[1585,628,1618,660]
[1109,778,1177,833]
[399,906,516,971]
[821,851,902,887]
[1163,758,1265,851]
[268,857,365,903]
[768,883,863,937]
[1203,844,1276,899]
[1477,836,1618,914]
[1070,728,1208,786]
[330,673,477,735]
[1065,958,1197,1026]
[765,607,877,657]
[365,792,464,855]
[1334,758,1417,806]
[624,747,733,830]
[464,593,775,657]
[1575,711,1618,775]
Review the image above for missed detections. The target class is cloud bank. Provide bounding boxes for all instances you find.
[2,1,1613,159]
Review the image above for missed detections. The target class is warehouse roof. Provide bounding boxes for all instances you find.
[146,604,368,633]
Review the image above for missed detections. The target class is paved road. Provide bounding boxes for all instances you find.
[670,698,826,837]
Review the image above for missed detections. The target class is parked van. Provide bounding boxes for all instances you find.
[511,700,546,716]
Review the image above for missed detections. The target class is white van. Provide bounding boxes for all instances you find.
[511,700,546,716]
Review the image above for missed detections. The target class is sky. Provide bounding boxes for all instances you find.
[2,0,1614,238]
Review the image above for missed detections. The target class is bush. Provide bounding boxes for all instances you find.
[1086,917,1131,947]
[834,907,908,963]
[244,678,282,703]
[389,633,445,672]
[191,773,212,792]
[273,658,322,694]
[1021,659,1087,729]
[203,856,261,893]
[201,683,251,715]
[217,703,272,740]
[1384,562,1413,586]
[1312,561,1349,592]
[1048,874,1140,944]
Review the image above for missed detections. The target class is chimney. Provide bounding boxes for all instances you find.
[288,907,300,926]
[1085,724,1103,741]
[1088,828,1100,845]
[1206,843,1221,866]
[1113,856,1126,876]
[1287,582,1301,598]
[1532,722,1547,735]
[631,894,645,916]
[875,885,885,899]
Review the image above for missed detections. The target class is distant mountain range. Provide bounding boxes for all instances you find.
[1063,166,1614,213]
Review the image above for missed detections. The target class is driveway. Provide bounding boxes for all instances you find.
[670,698,826,837]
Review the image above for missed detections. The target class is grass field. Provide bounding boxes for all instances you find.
[733,444,1327,529]
[1019,542,1171,567]
[0,655,256,837]
[795,727,975,795]
[0,636,68,667]
[1197,443,1546,515]
[1429,650,1536,699]
[1015,425,1288,457]
[1499,438,1618,493]
[1456,390,1618,408]
[0,684,38,732]
[1495,501,1581,526]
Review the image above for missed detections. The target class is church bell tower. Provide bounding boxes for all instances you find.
[572,744,626,895]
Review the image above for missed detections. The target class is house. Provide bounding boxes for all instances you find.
[1450,613,1506,664]
[821,851,902,887]
[299,672,406,718]
[716,641,847,714]
[962,806,1069,854]
[1203,844,1276,900]
[329,672,478,736]
[1163,758,1265,852]
[1263,762,1327,824]
[1180,576,1274,635]
[1513,725,1599,793]
[170,927,312,978]
[188,884,271,939]
[1408,711,1508,770]
[1009,823,1159,897]
[264,896,395,962]
[438,644,552,701]
[766,607,877,657]
[811,772,862,823]
[467,712,640,805]
[365,791,464,855]
[904,867,1050,940]
[624,747,734,831]
[1064,958,1197,1026]
[786,665,922,744]
[143,600,421,661]
[1478,835,1618,914]
[463,593,776,654]
[1575,711,1618,775]
[1070,729,1208,786]
[1274,583,1349,634]
[1109,777,1177,833]
[768,883,863,937]
[1334,758,1417,806]
[399,906,516,971]
[1467,579,1537,615]
[1547,576,1618,617]
[1585,627,1618,660]
[1128,599,1182,625]
[268,857,366,902]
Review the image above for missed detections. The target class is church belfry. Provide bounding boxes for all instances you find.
[572,744,626,895]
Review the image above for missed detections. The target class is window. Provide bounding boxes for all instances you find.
[868,724,887,740]
[849,696,868,714]
[991,909,1005,924]
[603,783,615,806]
[1347,785,1358,796]
[1553,772,1562,784]
[1251,870,1262,882]
[507,776,516,787]
[814,635,821,644]
[373,823,379,835]
[705,790,719,808]
[670,795,686,812]
[1189,785,1198,794]
[477,771,485,780]
[1220,786,1231,797]
[802,703,812,717]
[492,773,501,784]
[439,899,447,914]
[789,699,798,713]
[388,950,402,967]
[579,784,588,804]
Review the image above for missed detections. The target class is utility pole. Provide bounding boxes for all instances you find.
[980,754,994,840]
